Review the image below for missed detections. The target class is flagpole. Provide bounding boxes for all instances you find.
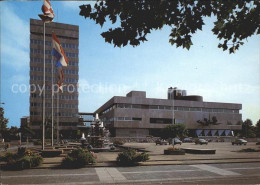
[42,22,46,150]
[51,51,54,146]
[57,91,59,144]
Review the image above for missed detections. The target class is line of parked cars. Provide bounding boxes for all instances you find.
[155,138,248,145]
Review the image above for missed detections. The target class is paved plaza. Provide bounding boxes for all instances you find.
[1,162,260,184]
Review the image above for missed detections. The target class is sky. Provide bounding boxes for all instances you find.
[0,1,259,127]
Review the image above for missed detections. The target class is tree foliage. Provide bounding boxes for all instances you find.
[162,124,187,139]
[240,119,256,138]
[256,119,260,137]
[197,116,220,126]
[79,0,260,53]
[0,107,9,137]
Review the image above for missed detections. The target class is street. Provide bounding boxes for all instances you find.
[1,162,260,184]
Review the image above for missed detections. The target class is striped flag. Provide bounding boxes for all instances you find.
[38,0,55,23]
[52,32,68,67]
[52,32,68,92]
[57,67,64,92]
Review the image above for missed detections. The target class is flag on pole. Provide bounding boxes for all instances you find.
[38,0,55,23]
[57,67,64,92]
[52,32,68,67]
[52,32,68,92]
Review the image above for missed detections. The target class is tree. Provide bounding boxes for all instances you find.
[79,0,260,53]
[241,119,256,138]
[20,123,35,142]
[197,116,220,126]
[255,119,260,138]
[162,124,187,139]
[0,107,9,138]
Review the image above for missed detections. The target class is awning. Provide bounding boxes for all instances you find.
[211,130,217,136]
[196,130,203,136]
[204,130,210,136]
[225,130,231,136]
[218,130,224,136]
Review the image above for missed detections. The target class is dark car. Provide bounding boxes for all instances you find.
[183,138,193,143]
[232,139,247,145]
[195,139,208,145]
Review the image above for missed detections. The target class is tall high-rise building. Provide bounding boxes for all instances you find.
[30,19,79,138]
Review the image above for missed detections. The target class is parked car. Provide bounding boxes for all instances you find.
[174,138,182,145]
[183,138,193,143]
[195,139,208,145]
[155,139,168,145]
[232,139,247,145]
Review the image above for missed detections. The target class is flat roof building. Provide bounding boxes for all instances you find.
[29,19,79,138]
[95,88,242,138]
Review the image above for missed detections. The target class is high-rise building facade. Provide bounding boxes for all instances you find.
[30,19,79,138]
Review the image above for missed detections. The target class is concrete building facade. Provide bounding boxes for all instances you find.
[95,89,242,138]
[29,19,79,138]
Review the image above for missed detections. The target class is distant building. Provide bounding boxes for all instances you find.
[20,116,30,127]
[95,88,242,138]
[29,19,79,138]
[78,112,95,128]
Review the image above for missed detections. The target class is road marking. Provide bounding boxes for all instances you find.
[107,168,127,181]
[227,167,260,170]
[191,164,240,176]
[95,167,126,182]
[95,168,113,182]
[122,169,202,174]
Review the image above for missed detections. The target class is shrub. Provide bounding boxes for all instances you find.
[30,153,43,167]
[116,149,149,166]
[164,147,185,155]
[16,156,31,169]
[0,150,42,170]
[113,139,124,146]
[61,148,96,168]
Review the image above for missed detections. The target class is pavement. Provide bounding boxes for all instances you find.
[1,142,260,169]
[1,162,260,184]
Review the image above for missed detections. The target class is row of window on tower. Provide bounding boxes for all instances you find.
[31,93,78,100]
[30,48,78,58]
[30,39,78,49]
[31,57,78,66]
[30,111,77,117]
[30,66,78,75]
[30,102,77,109]
[31,75,78,83]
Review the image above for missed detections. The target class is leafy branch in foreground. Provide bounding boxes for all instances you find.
[79,0,260,53]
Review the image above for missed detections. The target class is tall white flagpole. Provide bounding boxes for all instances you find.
[42,22,46,150]
[51,49,54,147]
[57,91,59,144]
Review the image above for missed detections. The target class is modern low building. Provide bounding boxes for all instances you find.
[94,88,242,138]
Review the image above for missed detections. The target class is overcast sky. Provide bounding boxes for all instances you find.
[1,1,259,127]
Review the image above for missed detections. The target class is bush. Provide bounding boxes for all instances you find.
[0,150,42,170]
[116,149,149,166]
[113,139,124,146]
[61,148,96,168]
[16,156,31,169]
[164,147,185,155]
